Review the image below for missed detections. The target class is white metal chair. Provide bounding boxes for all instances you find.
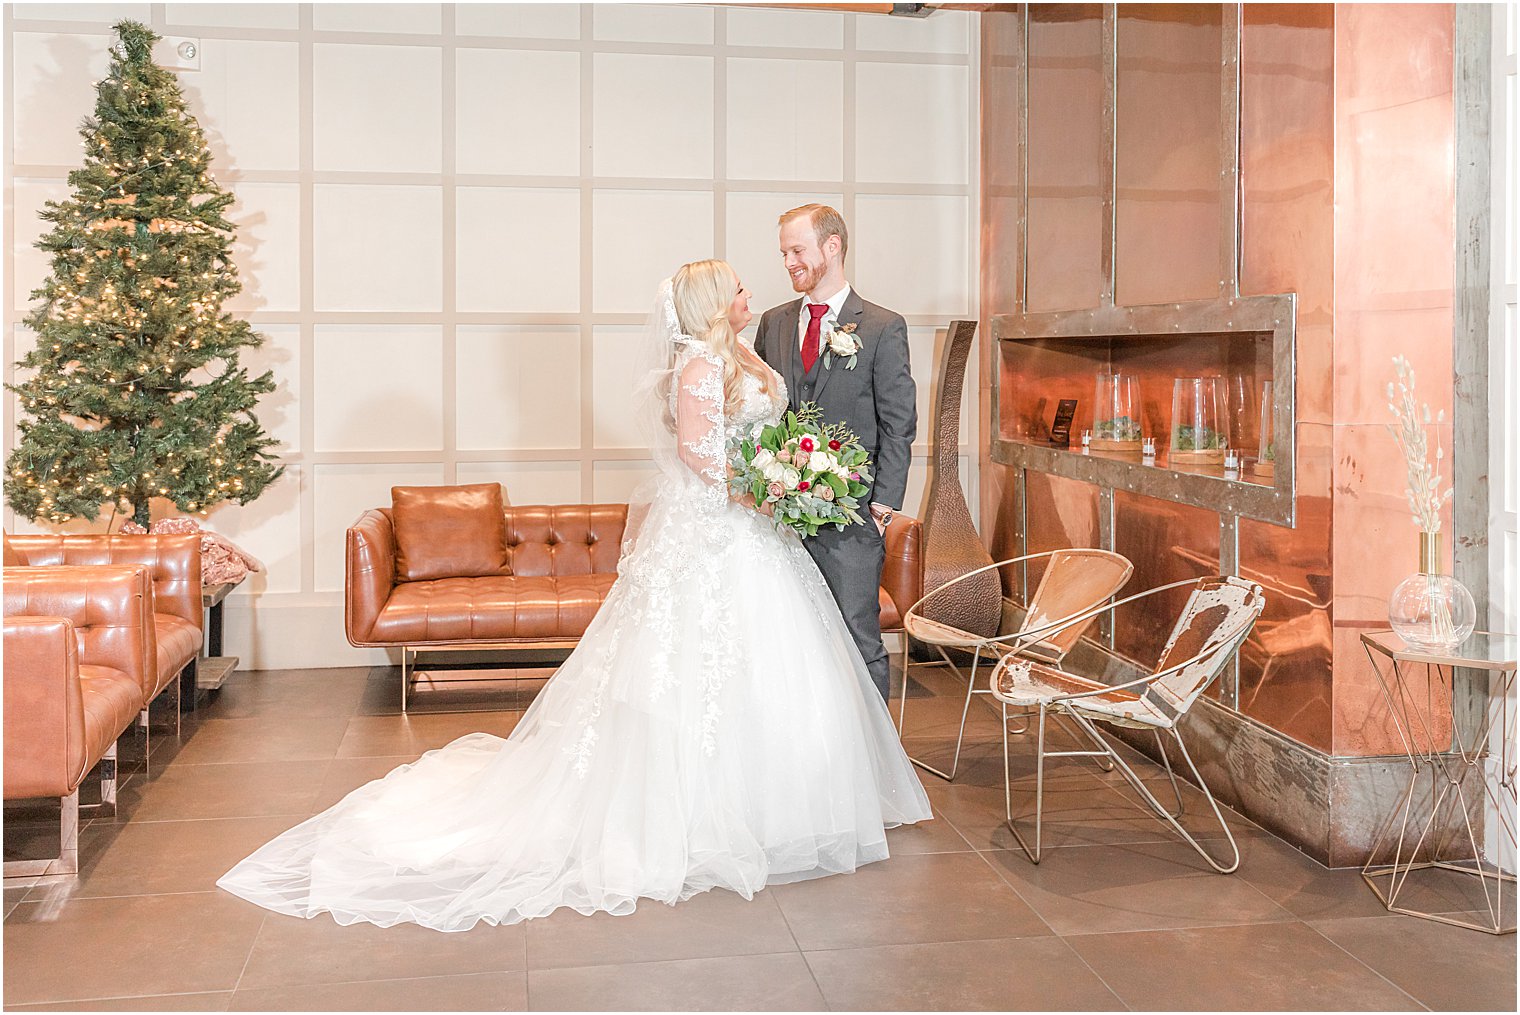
[897,549,1133,780]
[988,575,1266,873]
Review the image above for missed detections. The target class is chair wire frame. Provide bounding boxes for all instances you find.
[895,550,1133,781]
[990,576,1266,875]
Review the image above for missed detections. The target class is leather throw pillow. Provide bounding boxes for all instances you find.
[391,483,508,582]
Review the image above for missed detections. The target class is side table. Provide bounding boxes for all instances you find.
[197,581,241,696]
[1360,630,1516,934]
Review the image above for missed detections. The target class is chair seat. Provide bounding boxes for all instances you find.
[153,614,201,696]
[990,658,1167,728]
[77,664,141,779]
[878,588,901,631]
[371,574,618,644]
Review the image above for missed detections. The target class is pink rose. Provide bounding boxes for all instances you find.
[766,481,784,499]
[819,485,835,502]
[776,449,791,464]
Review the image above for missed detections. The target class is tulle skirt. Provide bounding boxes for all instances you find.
[217,496,932,932]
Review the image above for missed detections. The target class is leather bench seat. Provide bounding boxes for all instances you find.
[78,664,143,776]
[372,573,619,645]
[878,587,902,632]
[346,497,924,704]
[6,533,203,701]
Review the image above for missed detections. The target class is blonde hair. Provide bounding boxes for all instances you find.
[671,259,777,408]
[778,203,849,264]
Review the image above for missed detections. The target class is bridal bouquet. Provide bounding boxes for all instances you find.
[729,402,873,537]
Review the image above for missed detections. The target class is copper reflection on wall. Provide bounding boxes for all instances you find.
[1026,3,1106,312]
[1115,3,1225,307]
[1234,2,1336,752]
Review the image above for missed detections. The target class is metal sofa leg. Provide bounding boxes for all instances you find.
[78,743,119,819]
[401,647,413,712]
[2,791,80,879]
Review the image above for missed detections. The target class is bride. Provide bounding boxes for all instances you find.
[218,260,933,932]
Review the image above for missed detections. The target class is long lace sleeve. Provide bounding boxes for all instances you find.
[674,351,730,507]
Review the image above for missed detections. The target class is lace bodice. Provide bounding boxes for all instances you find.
[671,344,787,506]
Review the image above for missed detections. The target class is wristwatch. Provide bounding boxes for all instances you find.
[872,504,895,528]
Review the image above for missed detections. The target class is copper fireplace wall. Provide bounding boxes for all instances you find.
[978,4,1458,759]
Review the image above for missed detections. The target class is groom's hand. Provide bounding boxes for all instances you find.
[869,502,894,535]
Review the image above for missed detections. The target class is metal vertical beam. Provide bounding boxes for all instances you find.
[1453,4,1493,741]
[1012,466,1029,602]
[1099,3,1118,307]
[1220,2,1243,298]
[1453,3,1492,631]
[1098,486,1116,647]
[1017,2,1030,312]
[1220,512,1240,708]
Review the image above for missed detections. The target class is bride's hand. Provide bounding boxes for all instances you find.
[738,490,775,517]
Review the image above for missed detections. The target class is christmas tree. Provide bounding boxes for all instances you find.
[6,20,282,529]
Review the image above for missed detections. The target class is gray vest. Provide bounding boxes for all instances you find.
[791,331,824,404]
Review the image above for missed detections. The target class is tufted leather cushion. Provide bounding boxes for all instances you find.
[392,484,509,583]
[5,533,202,630]
[370,574,618,645]
[3,533,23,566]
[78,664,142,775]
[3,566,152,800]
[879,514,922,633]
[154,615,202,696]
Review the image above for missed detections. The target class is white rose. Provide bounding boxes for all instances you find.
[762,461,785,482]
[751,448,775,470]
[827,330,857,356]
[782,466,801,490]
[831,462,852,481]
[808,450,832,472]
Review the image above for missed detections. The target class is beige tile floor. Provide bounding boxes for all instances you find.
[3,664,1515,1012]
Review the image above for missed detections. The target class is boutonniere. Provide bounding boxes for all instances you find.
[822,321,862,370]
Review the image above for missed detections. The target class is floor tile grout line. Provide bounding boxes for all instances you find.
[1042,934,1134,1013]
[768,885,833,1011]
[1298,917,1444,1012]
[229,910,271,997]
[526,945,807,976]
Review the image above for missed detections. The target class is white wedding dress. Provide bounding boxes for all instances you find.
[218,333,932,933]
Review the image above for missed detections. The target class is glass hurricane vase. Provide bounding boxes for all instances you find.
[1388,532,1477,651]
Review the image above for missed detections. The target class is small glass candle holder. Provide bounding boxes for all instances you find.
[1080,429,1092,448]
[1224,448,1240,473]
[1141,436,1157,459]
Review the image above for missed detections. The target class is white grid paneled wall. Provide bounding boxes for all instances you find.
[4,3,981,668]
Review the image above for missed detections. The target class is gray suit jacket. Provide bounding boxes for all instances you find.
[755,289,916,511]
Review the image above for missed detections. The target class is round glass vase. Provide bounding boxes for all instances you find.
[1388,532,1477,651]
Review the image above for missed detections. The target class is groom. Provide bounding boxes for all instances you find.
[756,204,916,703]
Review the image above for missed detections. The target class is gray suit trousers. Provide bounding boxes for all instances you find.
[805,520,890,702]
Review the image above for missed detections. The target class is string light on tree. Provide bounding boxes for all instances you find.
[4,19,282,529]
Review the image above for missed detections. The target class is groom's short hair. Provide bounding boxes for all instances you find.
[779,204,848,265]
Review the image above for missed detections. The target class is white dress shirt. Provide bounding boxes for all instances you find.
[795,283,853,350]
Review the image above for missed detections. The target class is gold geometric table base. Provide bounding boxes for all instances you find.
[1361,630,1517,935]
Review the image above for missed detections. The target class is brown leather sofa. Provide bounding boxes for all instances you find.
[4,533,203,713]
[3,564,154,876]
[346,499,924,708]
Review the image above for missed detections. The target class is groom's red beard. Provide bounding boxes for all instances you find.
[788,259,827,294]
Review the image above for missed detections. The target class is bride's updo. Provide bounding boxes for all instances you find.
[671,259,777,408]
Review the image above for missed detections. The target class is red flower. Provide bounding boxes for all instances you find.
[799,437,815,453]
[797,480,811,491]
[827,439,841,451]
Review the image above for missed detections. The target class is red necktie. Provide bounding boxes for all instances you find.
[802,303,829,373]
